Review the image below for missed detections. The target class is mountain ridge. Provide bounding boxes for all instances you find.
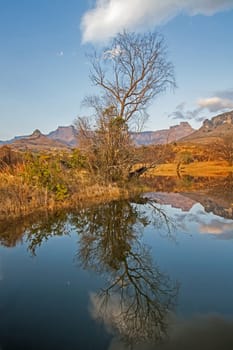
[0,121,195,149]
[2,129,69,151]
[132,121,194,145]
[2,109,233,150]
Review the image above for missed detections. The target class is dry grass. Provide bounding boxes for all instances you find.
[1,157,232,222]
[0,165,137,222]
[145,161,233,177]
[0,171,55,220]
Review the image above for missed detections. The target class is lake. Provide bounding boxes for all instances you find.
[0,175,233,349]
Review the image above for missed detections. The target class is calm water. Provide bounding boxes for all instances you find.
[0,176,233,349]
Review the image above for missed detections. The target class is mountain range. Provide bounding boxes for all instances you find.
[0,122,195,150]
[0,110,232,150]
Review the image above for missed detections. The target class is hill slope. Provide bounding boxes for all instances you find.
[47,126,78,147]
[180,110,233,144]
[8,129,69,151]
[131,122,195,145]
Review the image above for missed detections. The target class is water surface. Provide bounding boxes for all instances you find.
[0,175,233,349]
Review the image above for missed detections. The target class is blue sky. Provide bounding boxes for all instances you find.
[0,0,233,140]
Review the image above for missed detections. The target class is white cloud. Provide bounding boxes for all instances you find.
[169,88,233,122]
[103,45,123,59]
[81,0,233,43]
[198,96,233,112]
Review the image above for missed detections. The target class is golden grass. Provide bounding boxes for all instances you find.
[0,158,232,222]
[0,166,138,222]
[145,161,233,177]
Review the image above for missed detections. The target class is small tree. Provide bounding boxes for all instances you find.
[77,106,134,181]
[213,135,233,166]
[76,30,175,181]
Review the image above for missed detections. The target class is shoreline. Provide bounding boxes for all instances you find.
[0,161,232,224]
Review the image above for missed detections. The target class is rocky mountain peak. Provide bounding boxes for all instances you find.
[31,129,42,138]
[202,110,233,130]
[179,110,233,144]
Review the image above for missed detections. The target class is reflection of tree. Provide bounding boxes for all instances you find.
[0,211,70,254]
[25,212,70,255]
[71,200,178,346]
[72,200,149,272]
[0,197,178,345]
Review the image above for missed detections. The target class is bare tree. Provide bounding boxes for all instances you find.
[76,30,175,181]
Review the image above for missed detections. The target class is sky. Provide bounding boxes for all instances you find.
[0,0,233,140]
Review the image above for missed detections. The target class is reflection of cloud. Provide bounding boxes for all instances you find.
[144,192,196,212]
[199,220,233,239]
[81,0,233,43]
[90,291,168,343]
[108,314,233,350]
[56,51,64,57]
[89,292,120,334]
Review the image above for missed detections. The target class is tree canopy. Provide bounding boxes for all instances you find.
[76,30,176,182]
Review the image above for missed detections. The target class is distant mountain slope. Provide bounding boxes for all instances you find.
[1,122,195,148]
[131,122,195,145]
[8,129,69,151]
[47,126,78,147]
[180,110,233,144]
[46,122,194,146]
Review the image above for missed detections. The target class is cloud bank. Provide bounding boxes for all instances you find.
[169,88,233,123]
[81,0,233,43]
[198,96,233,112]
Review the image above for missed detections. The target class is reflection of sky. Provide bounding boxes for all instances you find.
[155,201,233,240]
[0,255,3,281]
[143,199,233,317]
[1,196,233,349]
[90,290,233,349]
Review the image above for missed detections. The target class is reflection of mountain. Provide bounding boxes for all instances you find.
[144,175,233,220]
[143,190,233,220]
[144,190,233,220]
[144,192,196,212]
[182,192,233,220]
